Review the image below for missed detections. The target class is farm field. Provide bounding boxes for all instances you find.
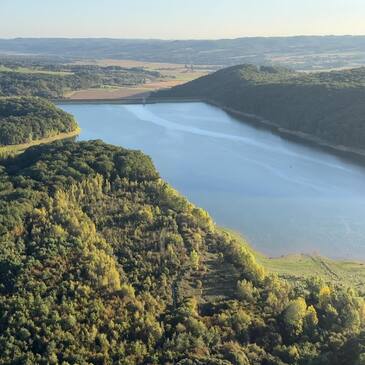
[67,58,212,99]
[65,80,187,99]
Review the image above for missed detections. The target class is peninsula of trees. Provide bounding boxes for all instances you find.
[0,97,79,146]
[155,65,365,152]
[0,139,364,364]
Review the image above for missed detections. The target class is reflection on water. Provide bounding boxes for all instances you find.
[59,102,365,260]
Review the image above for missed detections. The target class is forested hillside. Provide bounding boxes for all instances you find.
[155,65,365,151]
[0,140,364,364]
[0,97,78,146]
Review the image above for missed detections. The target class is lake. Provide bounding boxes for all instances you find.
[59,102,365,260]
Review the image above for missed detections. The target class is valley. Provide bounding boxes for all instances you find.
[3,1,365,363]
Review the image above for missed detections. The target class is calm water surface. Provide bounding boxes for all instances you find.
[59,102,365,260]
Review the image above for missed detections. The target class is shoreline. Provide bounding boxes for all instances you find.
[55,96,365,163]
[156,96,365,164]
[0,128,81,156]
[206,100,365,162]
[53,99,365,269]
[53,96,202,104]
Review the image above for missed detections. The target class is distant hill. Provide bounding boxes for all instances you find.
[155,64,365,152]
[1,36,365,70]
[0,139,364,363]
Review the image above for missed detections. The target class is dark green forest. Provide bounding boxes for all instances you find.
[0,140,364,364]
[0,97,78,146]
[155,65,365,150]
[0,61,160,98]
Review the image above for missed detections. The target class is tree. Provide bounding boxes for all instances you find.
[190,250,200,270]
[319,286,332,308]
[237,279,257,302]
[304,305,319,333]
[283,298,307,336]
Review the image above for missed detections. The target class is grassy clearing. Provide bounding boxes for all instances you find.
[0,128,80,157]
[223,229,365,290]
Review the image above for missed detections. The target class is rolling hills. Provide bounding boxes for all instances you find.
[2,36,365,70]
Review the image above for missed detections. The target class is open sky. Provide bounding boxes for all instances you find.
[1,0,365,39]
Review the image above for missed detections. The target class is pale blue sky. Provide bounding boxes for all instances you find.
[1,0,365,39]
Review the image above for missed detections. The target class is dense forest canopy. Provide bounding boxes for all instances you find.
[0,97,78,146]
[0,139,364,364]
[156,64,365,150]
[1,36,365,70]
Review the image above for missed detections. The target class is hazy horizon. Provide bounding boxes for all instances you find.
[2,0,365,39]
[1,34,365,41]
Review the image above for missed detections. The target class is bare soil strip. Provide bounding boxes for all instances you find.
[0,128,80,156]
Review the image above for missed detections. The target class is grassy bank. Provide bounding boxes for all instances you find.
[224,229,365,291]
[0,128,80,156]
